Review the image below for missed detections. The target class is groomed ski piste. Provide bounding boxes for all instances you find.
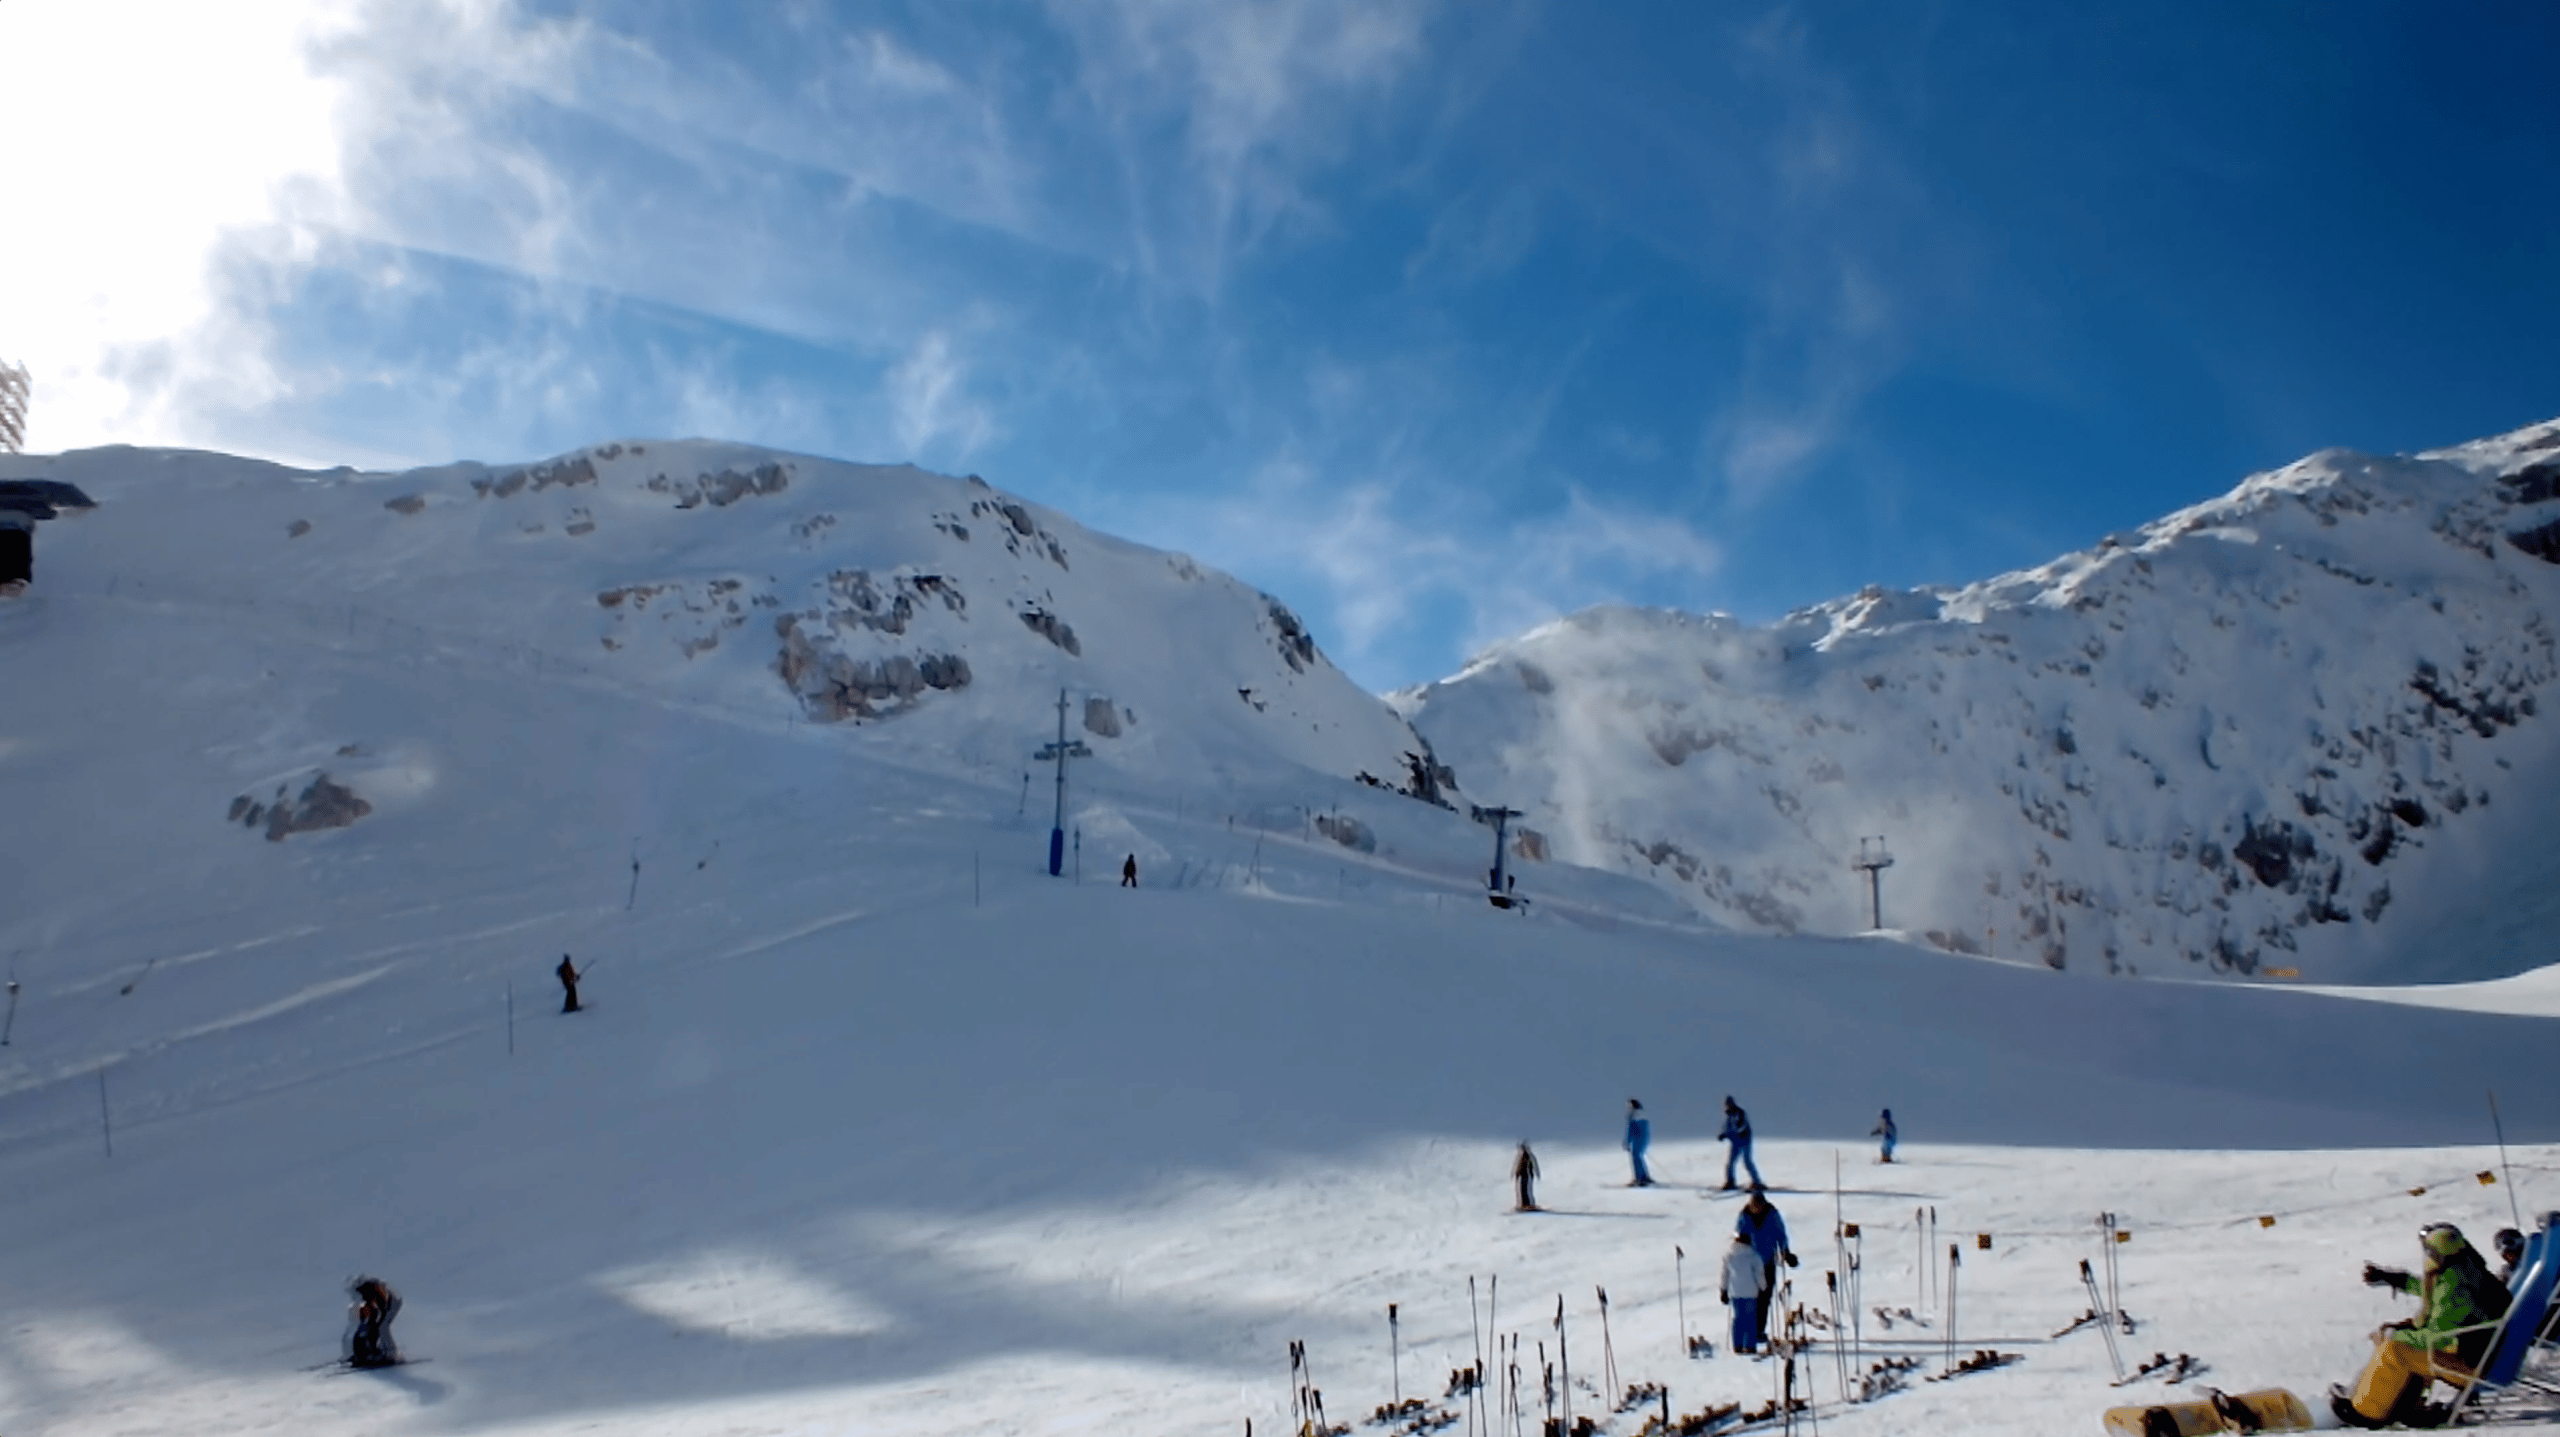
[0,441,2556,1436]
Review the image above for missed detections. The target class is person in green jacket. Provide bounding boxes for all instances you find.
[2332,1223,2514,1428]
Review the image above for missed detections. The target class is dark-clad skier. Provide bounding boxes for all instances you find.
[1513,1142,1541,1212]
[1719,1096,1763,1191]
[557,953,581,1013]
[346,1276,402,1368]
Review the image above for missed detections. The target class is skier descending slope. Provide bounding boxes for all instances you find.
[1624,1099,1653,1187]
[1719,1097,1762,1191]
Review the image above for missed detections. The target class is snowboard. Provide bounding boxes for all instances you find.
[2100,1387,2311,1436]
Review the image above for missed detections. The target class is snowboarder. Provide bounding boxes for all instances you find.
[345,1276,402,1368]
[1720,1234,1766,1356]
[2331,1222,2512,1428]
[1121,854,1137,888]
[1624,1099,1653,1186]
[1513,1142,1541,1212]
[556,953,581,1014]
[1873,1108,1898,1164]
[1736,1186,1797,1347]
[1718,1096,1763,1191]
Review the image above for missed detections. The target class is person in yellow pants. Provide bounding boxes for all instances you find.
[2333,1224,2511,1428]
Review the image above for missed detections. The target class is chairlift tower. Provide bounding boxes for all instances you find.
[1033,688,1090,877]
[1482,805,1523,909]
[1851,835,1895,931]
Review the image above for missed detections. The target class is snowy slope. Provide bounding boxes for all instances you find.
[1,436,2558,1436]
[1396,419,2560,984]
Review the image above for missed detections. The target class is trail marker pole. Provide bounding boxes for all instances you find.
[1389,1303,1400,1406]
[2489,1089,2525,1230]
[2,978,18,1045]
[98,1066,112,1158]
[626,840,642,910]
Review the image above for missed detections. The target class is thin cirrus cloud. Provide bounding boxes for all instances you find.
[16,4,2535,694]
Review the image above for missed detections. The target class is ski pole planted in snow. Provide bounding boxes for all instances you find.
[2080,1259,2126,1380]
[1469,1277,1487,1437]
[1554,1297,1571,1435]
[1598,1285,1619,1402]
[1943,1244,1960,1376]
[1676,1246,1689,1359]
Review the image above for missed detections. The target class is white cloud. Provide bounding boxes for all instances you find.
[1048,0,1436,292]
[1149,442,1722,689]
[886,329,995,463]
[1700,12,1925,509]
[0,0,352,453]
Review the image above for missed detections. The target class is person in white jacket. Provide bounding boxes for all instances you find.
[1720,1235,1767,1356]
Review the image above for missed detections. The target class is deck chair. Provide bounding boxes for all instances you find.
[2444,1211,2560,1426]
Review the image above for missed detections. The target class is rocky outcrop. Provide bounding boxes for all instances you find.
[230,773,373,841]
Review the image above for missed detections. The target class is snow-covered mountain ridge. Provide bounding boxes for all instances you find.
[4,439,1430,800]
[1395,418,2560,983]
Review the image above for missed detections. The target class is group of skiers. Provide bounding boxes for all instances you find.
[1600,1097,1893,1197]
[2331,1220,2545,1427]
[1507,1096,1893,1361]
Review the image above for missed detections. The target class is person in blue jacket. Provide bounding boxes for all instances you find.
[1735,1187,1797,1347]
[1873,1108,1898,1164]
[1623,1099,1653,1187]
[1719,1096,1763,1191]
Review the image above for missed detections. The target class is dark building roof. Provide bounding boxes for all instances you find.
[0,480,99,520]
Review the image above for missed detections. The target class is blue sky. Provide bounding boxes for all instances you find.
[5,1,2556,691]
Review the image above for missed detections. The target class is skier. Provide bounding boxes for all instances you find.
[1623,1099,1653,1187]
[1873,1108,1898,1164]
[1121,854,1137,888]
[1718,1096,1763,1191]
[2331,1222,2512,1428]
[1720,1234,1766,1356]
[1513,1142,1541,1212]
[556,953,581,1014]
[1736,1186,1798,1348]
[345,1276,402,1368]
